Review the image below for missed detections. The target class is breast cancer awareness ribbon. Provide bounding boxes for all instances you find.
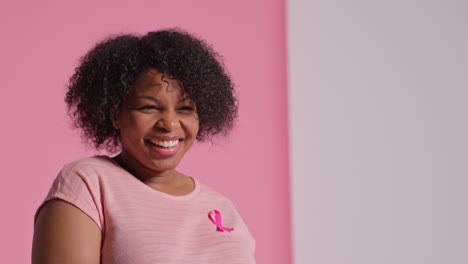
[208,210,234,232]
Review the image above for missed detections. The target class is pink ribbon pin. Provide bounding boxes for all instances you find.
[208,210,234,232]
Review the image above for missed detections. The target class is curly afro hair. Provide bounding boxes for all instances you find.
[65,29,238,152]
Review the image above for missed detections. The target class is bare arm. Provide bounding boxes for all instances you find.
[32,199,102,264]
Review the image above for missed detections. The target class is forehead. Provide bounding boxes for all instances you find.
[131,68,185,96]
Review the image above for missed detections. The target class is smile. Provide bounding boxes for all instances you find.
[145,138,183,157]
[148,139,180,148]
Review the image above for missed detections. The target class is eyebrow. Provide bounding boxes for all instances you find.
[137,95,159,103]
[136,95,193,103]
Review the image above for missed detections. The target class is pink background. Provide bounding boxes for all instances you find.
[0,0,290,263]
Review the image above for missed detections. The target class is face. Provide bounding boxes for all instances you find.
[112,68,199,177]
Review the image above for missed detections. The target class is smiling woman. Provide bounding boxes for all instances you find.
[112,69,200,194]
[32,29,256,264]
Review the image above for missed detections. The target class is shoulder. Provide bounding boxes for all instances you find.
[49,155,120,207]
[197,181,229,199]
[196,180,237,208]
[34,156,115,232]
[62,155,116,172]
[59,155,118,180]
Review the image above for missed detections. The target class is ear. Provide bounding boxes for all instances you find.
[110,108,120,130]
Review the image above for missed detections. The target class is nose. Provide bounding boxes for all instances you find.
[155,111,180,132]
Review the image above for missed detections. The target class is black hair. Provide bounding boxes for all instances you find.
[65,29,238,152]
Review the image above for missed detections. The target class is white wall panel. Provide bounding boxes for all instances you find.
[288,1,468,263]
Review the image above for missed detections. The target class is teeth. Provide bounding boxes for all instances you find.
[149,139,179,148]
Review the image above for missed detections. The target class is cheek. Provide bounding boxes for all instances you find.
[120,114,154,139]
[181,116,200,136]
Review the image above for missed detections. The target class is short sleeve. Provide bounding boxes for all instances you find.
[34,162,104,231]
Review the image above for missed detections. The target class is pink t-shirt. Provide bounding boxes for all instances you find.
[35,156,256,264]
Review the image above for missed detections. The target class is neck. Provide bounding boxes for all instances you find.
[114,152,182,187]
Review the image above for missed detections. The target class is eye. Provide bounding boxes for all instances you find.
[178,106,195,112]
[137,105,158,112]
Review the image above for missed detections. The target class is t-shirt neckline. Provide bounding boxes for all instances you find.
[99,155,201,202]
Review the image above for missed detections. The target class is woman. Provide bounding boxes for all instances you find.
[32,29,256,264]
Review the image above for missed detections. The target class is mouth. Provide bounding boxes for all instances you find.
[145,138,183,156]
[147,139,181,148]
